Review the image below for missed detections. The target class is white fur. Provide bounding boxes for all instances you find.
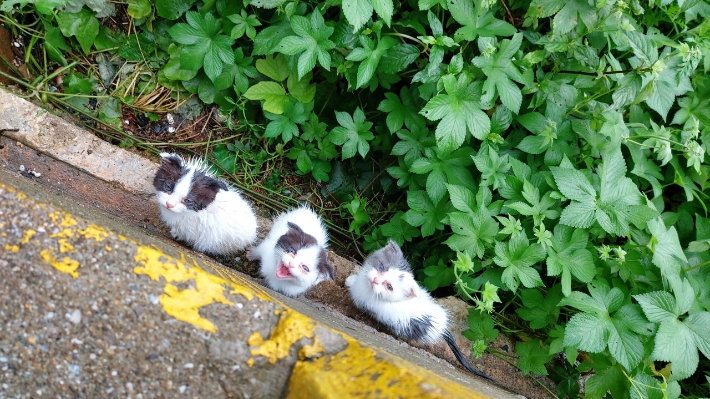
[346,263,448,344]
[250,206,329,297]
[155,153,258,255]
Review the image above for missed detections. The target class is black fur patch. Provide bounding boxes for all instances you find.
[153,154,186,193]
[183,171,226,211]
[276,222,319,252]
[317,248,335,280]
[404,315,433,341]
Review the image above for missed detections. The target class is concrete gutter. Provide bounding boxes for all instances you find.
[0,171,514,398]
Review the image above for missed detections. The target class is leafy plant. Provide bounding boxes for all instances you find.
[4,0,710,396]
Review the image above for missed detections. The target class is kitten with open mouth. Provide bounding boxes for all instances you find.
[247,206,334,297]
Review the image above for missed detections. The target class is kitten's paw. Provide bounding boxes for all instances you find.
[345,275,356,287]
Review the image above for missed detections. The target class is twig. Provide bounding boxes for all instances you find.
[499,0,515,25]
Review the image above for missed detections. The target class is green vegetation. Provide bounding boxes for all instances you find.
[2,0,710,396]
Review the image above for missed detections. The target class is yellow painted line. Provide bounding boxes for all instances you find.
[0,182,500,399]
[288,339,491,399]
[248,309,323,364]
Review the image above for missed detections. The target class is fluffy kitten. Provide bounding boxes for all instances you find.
[346,240,492,380]
[153,152,257,256]
[248,206,334,297]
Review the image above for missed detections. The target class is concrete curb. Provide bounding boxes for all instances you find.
[0,177,512,398]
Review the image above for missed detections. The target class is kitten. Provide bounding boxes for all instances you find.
[248,206,334,297]
[346,240,492,380]
[153,152,257,256]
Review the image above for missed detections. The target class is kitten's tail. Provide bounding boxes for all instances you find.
[443,330,494,382]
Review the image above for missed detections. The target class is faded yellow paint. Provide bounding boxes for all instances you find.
[287,339,491,399]
[105,245,112,252]
[40,248,80,278]
[246,358,254,367]
[17,192,26,199]
[57,238,74,253]
[248,310,319,364]
[5,244,19,253]
[133,246,235,333]
[80,225,109,242]
[49,211,77,227]
[50,228,75,239]
[20,229,36,244]
[299,336,325,359]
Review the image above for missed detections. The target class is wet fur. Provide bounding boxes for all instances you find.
[249,207,333,297]
[346,240,492,380]
[153,153,258,256]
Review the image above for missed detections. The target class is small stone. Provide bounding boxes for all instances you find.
[68,364,80,375]
[91,302,98,311]
[31,171,41,177]
[126,382,133,391]
[111,370,117,376]
[253,310,261,319]
[236,303,243,309]
[19,165,25,172]
[0,356,7,363]
[71,338,83,345]
[149,295,160,305]
[179,386,186,393]
[167,127,176,133]
[67,309,81,324]
[89,354,96,360]
[45,312,54,320]
[183,363,193,369]
[124,120,130,125]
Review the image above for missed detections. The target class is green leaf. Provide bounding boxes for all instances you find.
[516,286,562,329]
[378,44,420,74]
[462,309,499,342]
[56,9,99,55]
[373,0,394,26]
[448,0,516,41]
[552,0,596,34]
[276,10,335,79]
[347,36,397,88]
[404,190,451,237]
[493,232,546,292]
[287,72,316,103]
[472,145,510,190]
[647,218,688,280]
[411,148,475,203]
[228,10,262,40]
[378,87,426,133]
[446,210,499,259]
[380,211,421,245]
[546,225,596,296]
[472,33,525,114]
[127,0,152,19]
[263,99,310,142]
[328,107,374,159]
[420,74,490,152]
[345,197,371,234]
[156,0,196,20]
[516,341,554,376]
[563,312,609,353]
[391,125,434,164]
[243,81,288,114]
[342,0,374,32]
[256,54,290,82]
[168,12,235,82]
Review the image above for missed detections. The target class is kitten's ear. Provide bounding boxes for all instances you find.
[160,153,183,168]
[385,239,403,256]
[317,249,335,281]
[287,222,305,235]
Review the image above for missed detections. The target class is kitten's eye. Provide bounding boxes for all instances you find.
[386,283,393,291]
[378,262,384,272]
[302,265,310,272]
[289,246,296,254]
[183,199,194,206]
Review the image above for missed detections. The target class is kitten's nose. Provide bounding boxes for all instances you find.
[371,277,379,285]
[166,202,175,209]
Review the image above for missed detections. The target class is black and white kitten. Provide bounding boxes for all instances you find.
[345,240,492,380]
[153,152,257,256]
[248,206,334,297]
